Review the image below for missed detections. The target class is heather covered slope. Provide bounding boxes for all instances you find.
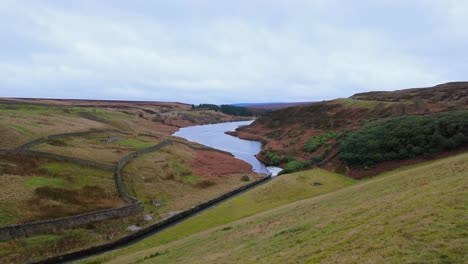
[232,82,468,177]
[93,152,468,264]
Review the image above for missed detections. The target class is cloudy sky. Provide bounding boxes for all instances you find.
[1,0,467,103]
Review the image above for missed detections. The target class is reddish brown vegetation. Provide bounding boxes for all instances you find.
[0,154,46,176]
[234,82,468,178]
[190,150,253,180]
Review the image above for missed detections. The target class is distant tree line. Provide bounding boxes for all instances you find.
[192,104,253,116]
[340,110,468,166]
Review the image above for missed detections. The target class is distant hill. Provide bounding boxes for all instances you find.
[232,102,315,116]
[231,82,468,178]
[233,102,314,110]
[350,82,468,103]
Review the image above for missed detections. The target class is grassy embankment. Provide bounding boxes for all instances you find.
[81,169,356,263]
[84,152,467,264]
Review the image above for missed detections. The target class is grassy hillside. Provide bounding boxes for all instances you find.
[87,152,467,264]
[81,169,356,263]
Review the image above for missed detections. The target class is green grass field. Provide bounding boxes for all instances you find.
[83,152,468,264]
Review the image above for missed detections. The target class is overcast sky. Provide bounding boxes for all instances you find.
[0,0,467,104]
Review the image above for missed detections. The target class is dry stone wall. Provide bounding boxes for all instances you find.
[0,203,141,241]
[32,175,272,264]
[1,128,271,264]
[0,140,174,241]
[0,149,116,171]
[115,140,173,202]
[16,129,123,150]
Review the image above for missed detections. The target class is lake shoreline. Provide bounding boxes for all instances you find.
[173,120,282,176]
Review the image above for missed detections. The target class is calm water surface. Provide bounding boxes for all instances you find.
[173,120,282,176]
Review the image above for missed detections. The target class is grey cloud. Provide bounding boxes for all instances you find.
[0,0,466,103]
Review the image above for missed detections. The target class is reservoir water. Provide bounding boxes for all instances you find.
[173,120,282,176]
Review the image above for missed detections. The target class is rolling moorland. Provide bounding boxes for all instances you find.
[0,99,259,263]
[81,82,467,264]
[0,82,467,263]
[231,82,468,178]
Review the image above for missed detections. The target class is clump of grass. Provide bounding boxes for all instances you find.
[274,225,309,237]
[135,250,168,263]
[240,175,250,182]
[221,226,232,231]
